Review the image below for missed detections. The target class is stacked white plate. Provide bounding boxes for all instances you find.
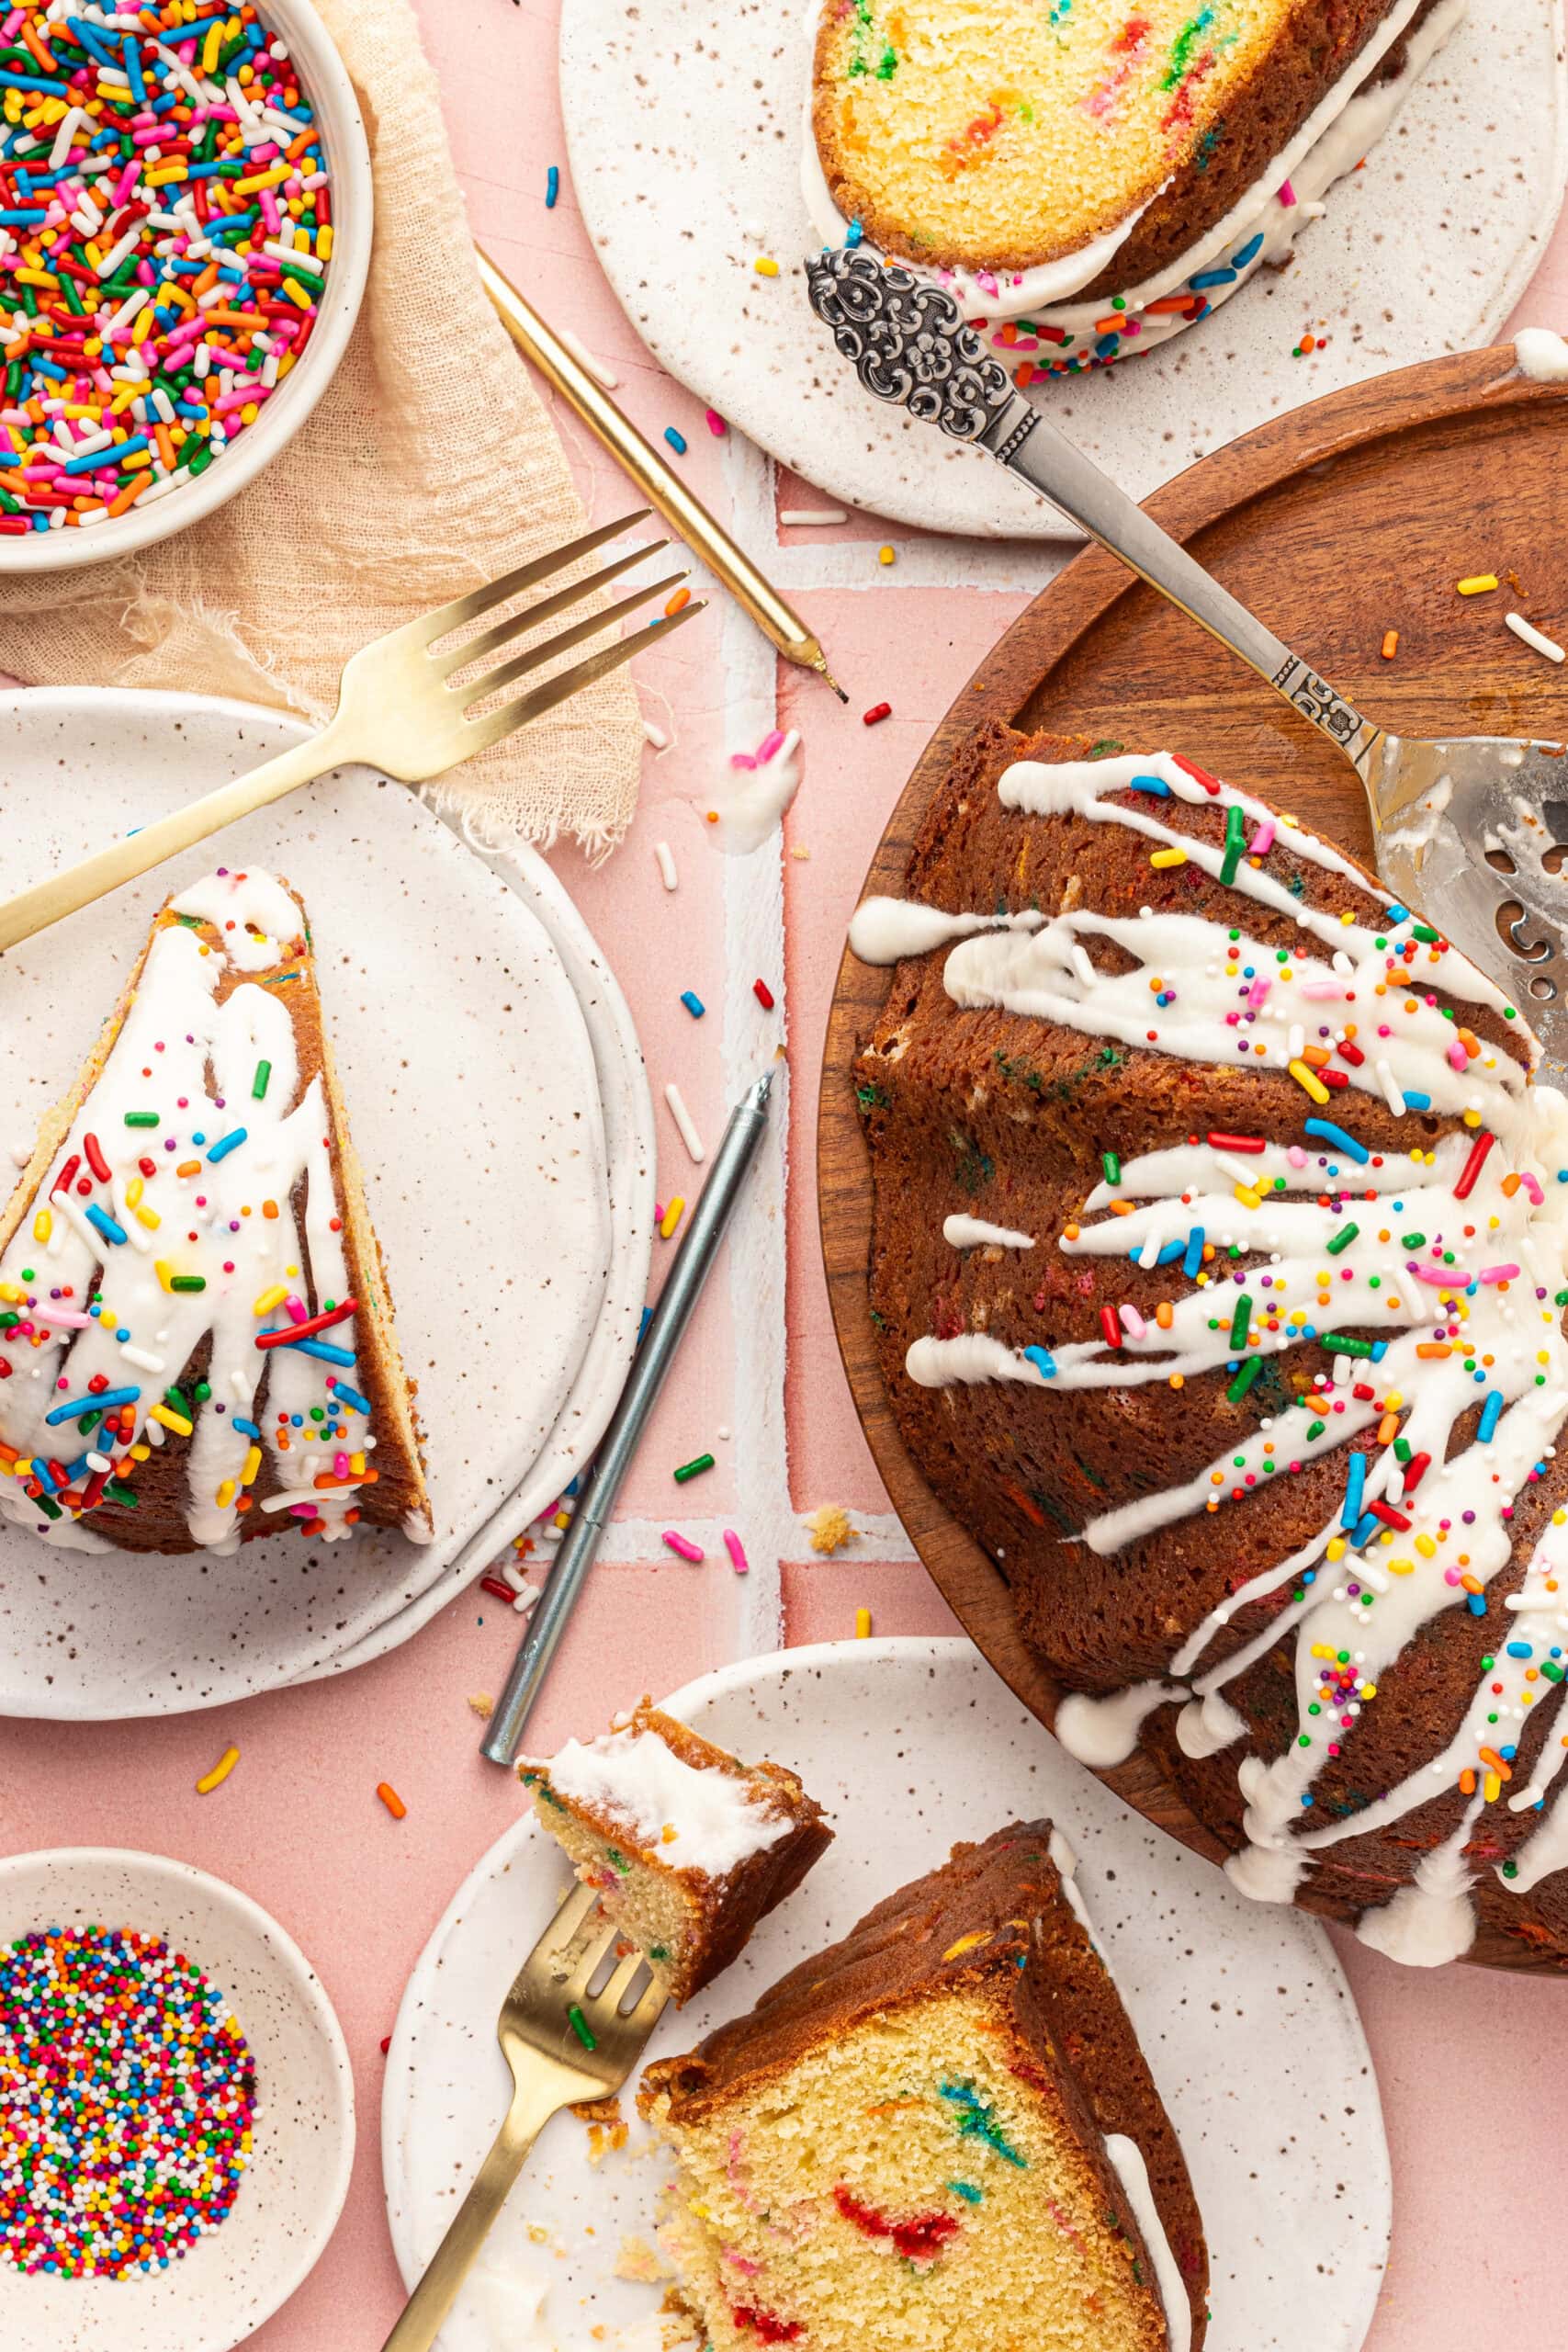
[0,688,652,1719]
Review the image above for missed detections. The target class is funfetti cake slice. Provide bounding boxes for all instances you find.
[641,1822,1207,2352]
[522,1701,833,2004]
[0,868,432,1555]
[806,0,1464,370]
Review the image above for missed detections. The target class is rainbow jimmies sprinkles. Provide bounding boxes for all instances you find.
[0,0,333,536]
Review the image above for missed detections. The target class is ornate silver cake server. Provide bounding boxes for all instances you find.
[806,247,1568,1052]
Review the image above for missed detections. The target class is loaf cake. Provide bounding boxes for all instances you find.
[641,1821,1206,2351]
[805,0,1465,374]
[0,868,432,1554]
[848,724,1568,1967]
[522,1702,833,2003]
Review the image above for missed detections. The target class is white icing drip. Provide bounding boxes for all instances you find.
[942,1215,1035,1251]
[863,742,1568,1955]
[1101,2135,1191,2352]
[532,1726,794,1875]
[1055,1682,1177,1769]
[1515,327,1568,384]
[801,0,1459,388]
[1353,1807,1482,1966]
[849,897,1043,966]
[0,874,394,1552]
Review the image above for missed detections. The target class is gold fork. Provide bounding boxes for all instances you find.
[0,510,702,953]
[381,1882,668,2352]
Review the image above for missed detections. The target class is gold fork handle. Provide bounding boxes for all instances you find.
[0,721,349,954]
[380,2088,558,2352]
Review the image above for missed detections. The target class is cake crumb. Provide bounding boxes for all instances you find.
[467,1692,493,1719]
[807,1503,857,1555]
[790,844,810,860]
[616,2233,673,2284]
[573,2093,630,2165]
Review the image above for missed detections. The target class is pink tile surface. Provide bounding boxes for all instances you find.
[3,5,1568,2349]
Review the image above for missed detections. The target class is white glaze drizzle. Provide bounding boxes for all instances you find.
[859,750,1568,1955]
[1102,2135,1192,2352]
[1515,327,1568,385]
[0,871,400,1553]
[802,0,1461,381]
[942,1214,1035,1251]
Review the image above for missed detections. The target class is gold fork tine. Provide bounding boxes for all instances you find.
[465,599,706,756]
[406,509,653,650]
[430,538,670,681]
[457,571,690,712]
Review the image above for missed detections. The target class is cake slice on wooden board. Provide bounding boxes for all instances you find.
[0,868,432,1555]
[521,1702,833,2005]
[640,1821,1206,2352]
[806,0,1463,366]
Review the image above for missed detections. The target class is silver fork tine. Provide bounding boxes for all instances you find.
[466,600,706,756]
[458,571,690,712]
[431,539,670,681]
[408,509,653,650]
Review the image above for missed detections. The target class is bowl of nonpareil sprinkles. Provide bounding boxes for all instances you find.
[0,1849,354,2352]
[0,0,372,570]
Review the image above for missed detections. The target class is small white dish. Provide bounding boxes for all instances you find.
[0,0,372,575]
[0,1847,353,2352]
[383,1638,1392,2352]
[0,687,617,1717]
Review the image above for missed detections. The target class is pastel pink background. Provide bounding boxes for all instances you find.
[5,5,1568,2346]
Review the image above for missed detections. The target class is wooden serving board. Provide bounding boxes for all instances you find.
[820,343,1568,1973]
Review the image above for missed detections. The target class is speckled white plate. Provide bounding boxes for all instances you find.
[382,1640,1391,2352]
[0,1846,353,2352]
[0,688,616,1717]
[560,0,1566,539]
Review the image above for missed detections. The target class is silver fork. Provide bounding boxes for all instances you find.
[806,249,1568,1050]
[0,510,702,953]
[381,1881,667,2352]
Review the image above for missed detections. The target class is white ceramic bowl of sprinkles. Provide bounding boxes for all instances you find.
[0,0,372,572]
[0,1847,355,2352]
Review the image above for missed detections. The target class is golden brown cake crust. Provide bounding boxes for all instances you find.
[811,0,1427,284]
[850,719,1568,1963]
[644,1821,1208,2348]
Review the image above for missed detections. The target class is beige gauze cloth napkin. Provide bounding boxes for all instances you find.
[0,0,644,856]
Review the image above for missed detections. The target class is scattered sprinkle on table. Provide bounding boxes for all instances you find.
[663,427,686,455]
[196,1744,240,1795]
[660,1195,685,1240]
[654,840,678,890]
[1457,573,1499,596]
[705,408,727,436]
[679,989,705,1019]
[664,1080,705,1163]
[863,702,891,727]
[855,1607,873,1638]
[557,324,618,390]
[0,2,334,537]
[753,256,779,277]
[664,586,691,617]
[546,165,559,208]
[1381,629,1399,660]
[723,1528,749,1574]
[0,1926,255,2278]
[376,1781,407,1820]
[479,1574,514,1605]
[879,545,896,566]
[661,1528,704,1562]
[673,1452,715,1484]
[643,718,669,750]
[1506,610,1565,663]
[779,507,847,526]
[752,977,775,1010]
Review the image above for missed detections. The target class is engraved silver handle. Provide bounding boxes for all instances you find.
[806,249,1384,779]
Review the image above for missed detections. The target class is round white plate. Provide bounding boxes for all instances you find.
[0,688,615,1717]
[561,0,1566,539]
[0,1846,353,2352]
[383,1639,1391,2352]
